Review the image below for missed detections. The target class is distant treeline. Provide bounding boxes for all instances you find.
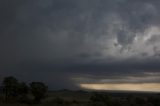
[0,76,48,104]
[0,76,160,106]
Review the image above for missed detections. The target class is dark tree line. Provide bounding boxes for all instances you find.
[1,76,48,104]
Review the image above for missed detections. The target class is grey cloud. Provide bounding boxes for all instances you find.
[74,72,160,84]
[116,29,135,46]
[1,0,160,89]
[147,35,160,44]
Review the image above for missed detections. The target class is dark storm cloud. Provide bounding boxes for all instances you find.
[1,0,160,89]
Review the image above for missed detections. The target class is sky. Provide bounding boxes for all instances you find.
[1,0,160,92]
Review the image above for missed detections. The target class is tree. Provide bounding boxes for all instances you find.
[17,82,29,103]
[30,82,48,103]
[18,82,29,95]
[2,76,19,101]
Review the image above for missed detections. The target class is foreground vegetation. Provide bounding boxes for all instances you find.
[0,76,160,106]
[0,76,48,104]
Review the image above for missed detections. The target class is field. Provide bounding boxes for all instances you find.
[0,90,160,106]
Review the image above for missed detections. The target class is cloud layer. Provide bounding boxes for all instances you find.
[1,0,160,90]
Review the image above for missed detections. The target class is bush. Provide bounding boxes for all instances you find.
[30,82,48,103]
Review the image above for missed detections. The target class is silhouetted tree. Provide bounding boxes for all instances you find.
[30,82,48,103]
[2,76,19,102]
[18,82,29,95]
[17,82,29,103]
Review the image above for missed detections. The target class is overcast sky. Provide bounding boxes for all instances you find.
[1,0,160,91]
